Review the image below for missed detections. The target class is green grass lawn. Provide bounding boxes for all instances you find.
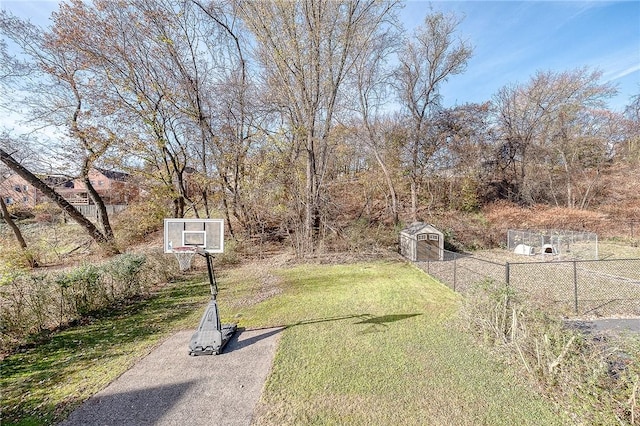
[1,259,565,425]
[225,260,565,425]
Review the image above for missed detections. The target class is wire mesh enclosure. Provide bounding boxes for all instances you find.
[415,249,640,317]
[507,229,598,260]
[508,259,640,317]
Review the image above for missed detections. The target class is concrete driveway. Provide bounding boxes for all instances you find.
[60,327,282,426]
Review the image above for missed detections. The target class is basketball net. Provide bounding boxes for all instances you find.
[173,247,197,272]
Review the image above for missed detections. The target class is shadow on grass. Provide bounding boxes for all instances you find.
[225,327,284,353]
[355,313,423,334]
[226,315,367,353]
[229,313,423,351]
[354,313,422,325]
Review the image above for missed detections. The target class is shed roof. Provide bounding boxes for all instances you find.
[400,222,443,237]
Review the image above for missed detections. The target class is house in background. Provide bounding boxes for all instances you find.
[55,168,138,205]
[1,167,139,208]
[0,173,39,208]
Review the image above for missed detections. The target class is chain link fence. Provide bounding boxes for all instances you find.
[416,249,640,317]
[417,251,505,294]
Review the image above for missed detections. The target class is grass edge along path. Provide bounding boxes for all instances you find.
[228,260,567,426]
[2,259,566,425]
[0,277,211,426]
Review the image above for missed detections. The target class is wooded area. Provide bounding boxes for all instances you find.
[1,0,638,256]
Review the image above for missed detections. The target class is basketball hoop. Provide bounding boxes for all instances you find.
[162,218,236,355]
[173,246,198,272]
[164,219,224,273]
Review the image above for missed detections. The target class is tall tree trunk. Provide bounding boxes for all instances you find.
[579,169,599,210]
[219,175,235,238]
[173,196,185,218]
[410,178,418,223]
[0,196,37,267]
[81,168,116,242]
[0,148,119,255]
[372,147,399,226]
[304,125,319,254]
[560,152,573,208]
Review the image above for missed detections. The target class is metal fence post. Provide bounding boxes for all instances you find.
[505,262,510,286]
[453,253,457,292]
[573,261,579,315]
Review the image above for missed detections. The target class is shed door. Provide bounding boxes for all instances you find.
[416,233,440,261]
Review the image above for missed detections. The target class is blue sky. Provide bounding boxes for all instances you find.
[2,0,639,113]
[401,1,640,112]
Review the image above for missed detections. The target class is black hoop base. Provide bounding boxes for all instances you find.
[188,252,237,355]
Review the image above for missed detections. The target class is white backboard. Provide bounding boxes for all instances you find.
[164,219,224,254]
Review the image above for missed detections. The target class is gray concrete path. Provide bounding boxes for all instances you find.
[588,318,640,334]
[565,318,640,336]
[60,327,282,426]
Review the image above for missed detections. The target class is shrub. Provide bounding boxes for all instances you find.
[56,264,102,317]
[113,198,170,244]
[0,273,58,348]
[322,219,399,255]
[0,273,35,346]
[33,202,62,224]
[0,234,40,269]
[5,204,35,220]
[0,253,31,282]
[0,252,173,354]
[139,249,184,283]
[215,239,240,267]
[460,280,640,425]
[102,253,147,298]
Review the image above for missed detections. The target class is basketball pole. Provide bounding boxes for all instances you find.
[204,251,221,331]
[205,251,219,298]
[188,250,237,355]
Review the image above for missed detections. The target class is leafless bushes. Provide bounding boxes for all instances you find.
[460,280,640,425]
[0,252,178,354]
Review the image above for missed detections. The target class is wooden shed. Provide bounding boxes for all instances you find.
[399,223,444,261]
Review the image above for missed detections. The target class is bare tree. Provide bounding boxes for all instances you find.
[1,8,119,246]
[432,102,493,210]
[240,0,400,253]
[0,38,37,264]
[48,0,199,218]
[493,68,617,206]
[51,0,260,229]
[0,146,119,255]
[190,0,258,233]
[621,92,640,163]
[350,18,401,225]
[395,10,472,221]
[0,38,32,113]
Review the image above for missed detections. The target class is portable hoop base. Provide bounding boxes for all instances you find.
[189,299,237,355]
[188,251,237,356]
